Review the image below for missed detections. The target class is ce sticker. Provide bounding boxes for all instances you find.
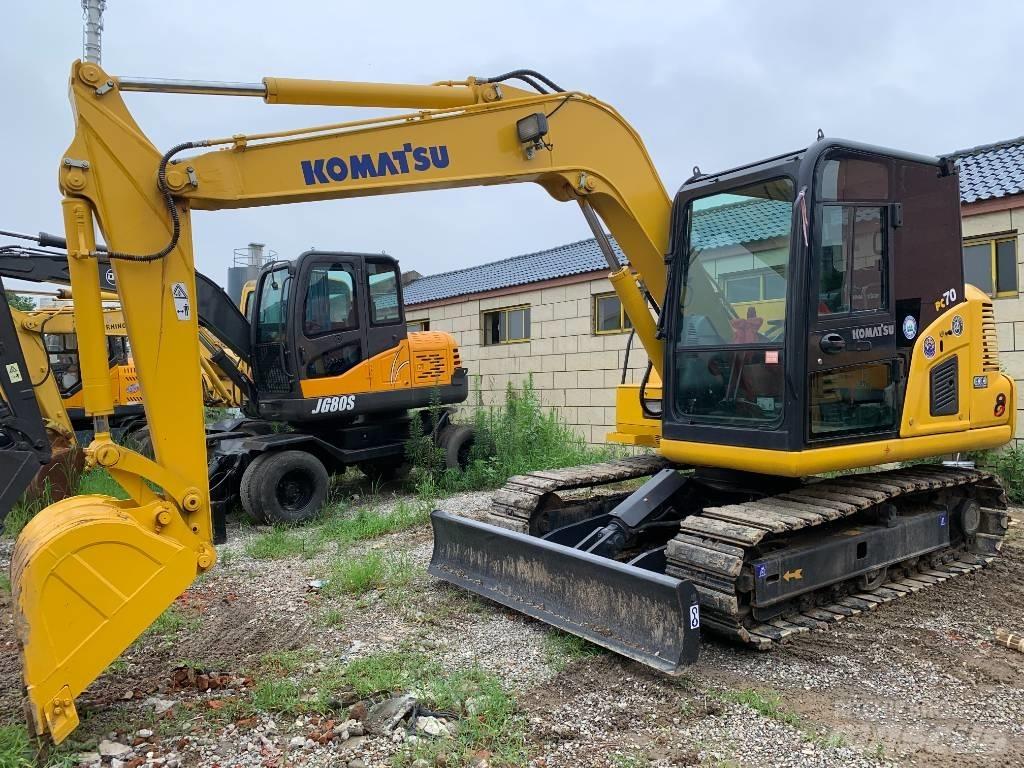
[995,393,1007,418]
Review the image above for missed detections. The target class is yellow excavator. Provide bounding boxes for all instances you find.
[7,58,1013,744]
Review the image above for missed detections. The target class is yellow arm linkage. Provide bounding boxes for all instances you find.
[13,59,674,743]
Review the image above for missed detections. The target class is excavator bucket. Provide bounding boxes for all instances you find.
[11,495,199,743]
[429,511,701,673]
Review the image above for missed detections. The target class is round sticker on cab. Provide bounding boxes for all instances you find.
[923,336,937,359]
[902,315,917,340]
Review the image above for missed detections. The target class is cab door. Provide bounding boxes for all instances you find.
[293,252,367,393]
[807,201,902,442]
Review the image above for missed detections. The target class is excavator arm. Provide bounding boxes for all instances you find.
[13,59,680,743]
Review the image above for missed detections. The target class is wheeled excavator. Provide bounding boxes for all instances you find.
[7,59,1013,744]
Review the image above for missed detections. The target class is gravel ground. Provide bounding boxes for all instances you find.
[1,488,1021,768]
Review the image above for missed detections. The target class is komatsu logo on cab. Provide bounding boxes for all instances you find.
[851,323,894,340]
[301,144,450,185]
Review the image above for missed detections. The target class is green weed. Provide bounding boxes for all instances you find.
[409,377,618,496]
[543,630,603,670]
[322,551,413,596]
[260,649,312,674]
[248,678,304,715]
[244,526,313,560]
[0,573,10,596]
[316,499,430,545]
[320,608,346,628]
[720,688,801,727]
[344,651,527,767]
[0,724,31,768]
[144,604,197,638]
[77,468,129,498]
[609,752,650,768]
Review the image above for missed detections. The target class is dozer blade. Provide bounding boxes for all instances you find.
[429,510,700,673]
[11,495,199,743]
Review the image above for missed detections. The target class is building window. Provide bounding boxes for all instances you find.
[593,292,633,334]
[483,305,530,345]
[407,319,430,333]
[963,237,1018,298]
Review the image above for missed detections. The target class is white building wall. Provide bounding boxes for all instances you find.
[961,205,1024,439]
[406,276,648,443]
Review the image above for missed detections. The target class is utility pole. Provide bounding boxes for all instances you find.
[81,0,106,64]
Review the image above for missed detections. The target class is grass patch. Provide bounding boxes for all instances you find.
[609,752,649,768]
[261,649,313,674]
[77,468,129,498]
[316,499,430,545]
[143,604,197,639]
[322,551,414,596]
[249,678,304,715]
[409,378,618,496]
[0,724,31,768]
[720,688,800,727]
[3,469,128,539]
[244,526,313,560]
[0,573,10,596]
[543,630,603,671]
[320,608,346,628]
[344,651,526,767]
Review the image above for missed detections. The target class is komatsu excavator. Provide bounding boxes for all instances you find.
[9,59,1013,744]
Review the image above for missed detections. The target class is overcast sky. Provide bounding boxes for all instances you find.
[3,1,1023,288]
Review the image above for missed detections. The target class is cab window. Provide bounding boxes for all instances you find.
[367,261,401,325]
[255,268,290,345]
[817,206,887,315]
[304,265,357,337]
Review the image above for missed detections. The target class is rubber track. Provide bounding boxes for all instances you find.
[664,464,1008,648]
[486,454,670,532]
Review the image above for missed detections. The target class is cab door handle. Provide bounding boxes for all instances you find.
[820,333,846,354]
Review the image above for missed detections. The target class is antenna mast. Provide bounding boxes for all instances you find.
[81,0,106,64]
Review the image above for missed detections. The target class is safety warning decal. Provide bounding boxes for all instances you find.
[171,282,191,321]
[5,363,22,384]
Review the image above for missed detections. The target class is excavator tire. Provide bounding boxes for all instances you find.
[438,424,474,471]
[239,453,272,524]
[245,450,329,525]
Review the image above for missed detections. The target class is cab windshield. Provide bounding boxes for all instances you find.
[674,178,795,425]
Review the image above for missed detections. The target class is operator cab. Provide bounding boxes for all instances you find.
[249,250,466,424]
[663,138,965,452]
[252,251,407,411]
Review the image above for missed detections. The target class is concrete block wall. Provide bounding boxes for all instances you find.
[961,206,1024,440]
[406,275,648,443]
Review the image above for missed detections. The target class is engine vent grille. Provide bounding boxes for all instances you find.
[413,351,446,384]
[981,301,1000,372]
[254,342,291,393]
[930,355,959,417]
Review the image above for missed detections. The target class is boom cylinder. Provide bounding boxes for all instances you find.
[60,198,114,421]
[115,76,484,109]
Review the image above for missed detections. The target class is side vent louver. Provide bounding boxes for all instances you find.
[413,351,447,384]
[981,301,1000,372]
[929,355,958,417]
